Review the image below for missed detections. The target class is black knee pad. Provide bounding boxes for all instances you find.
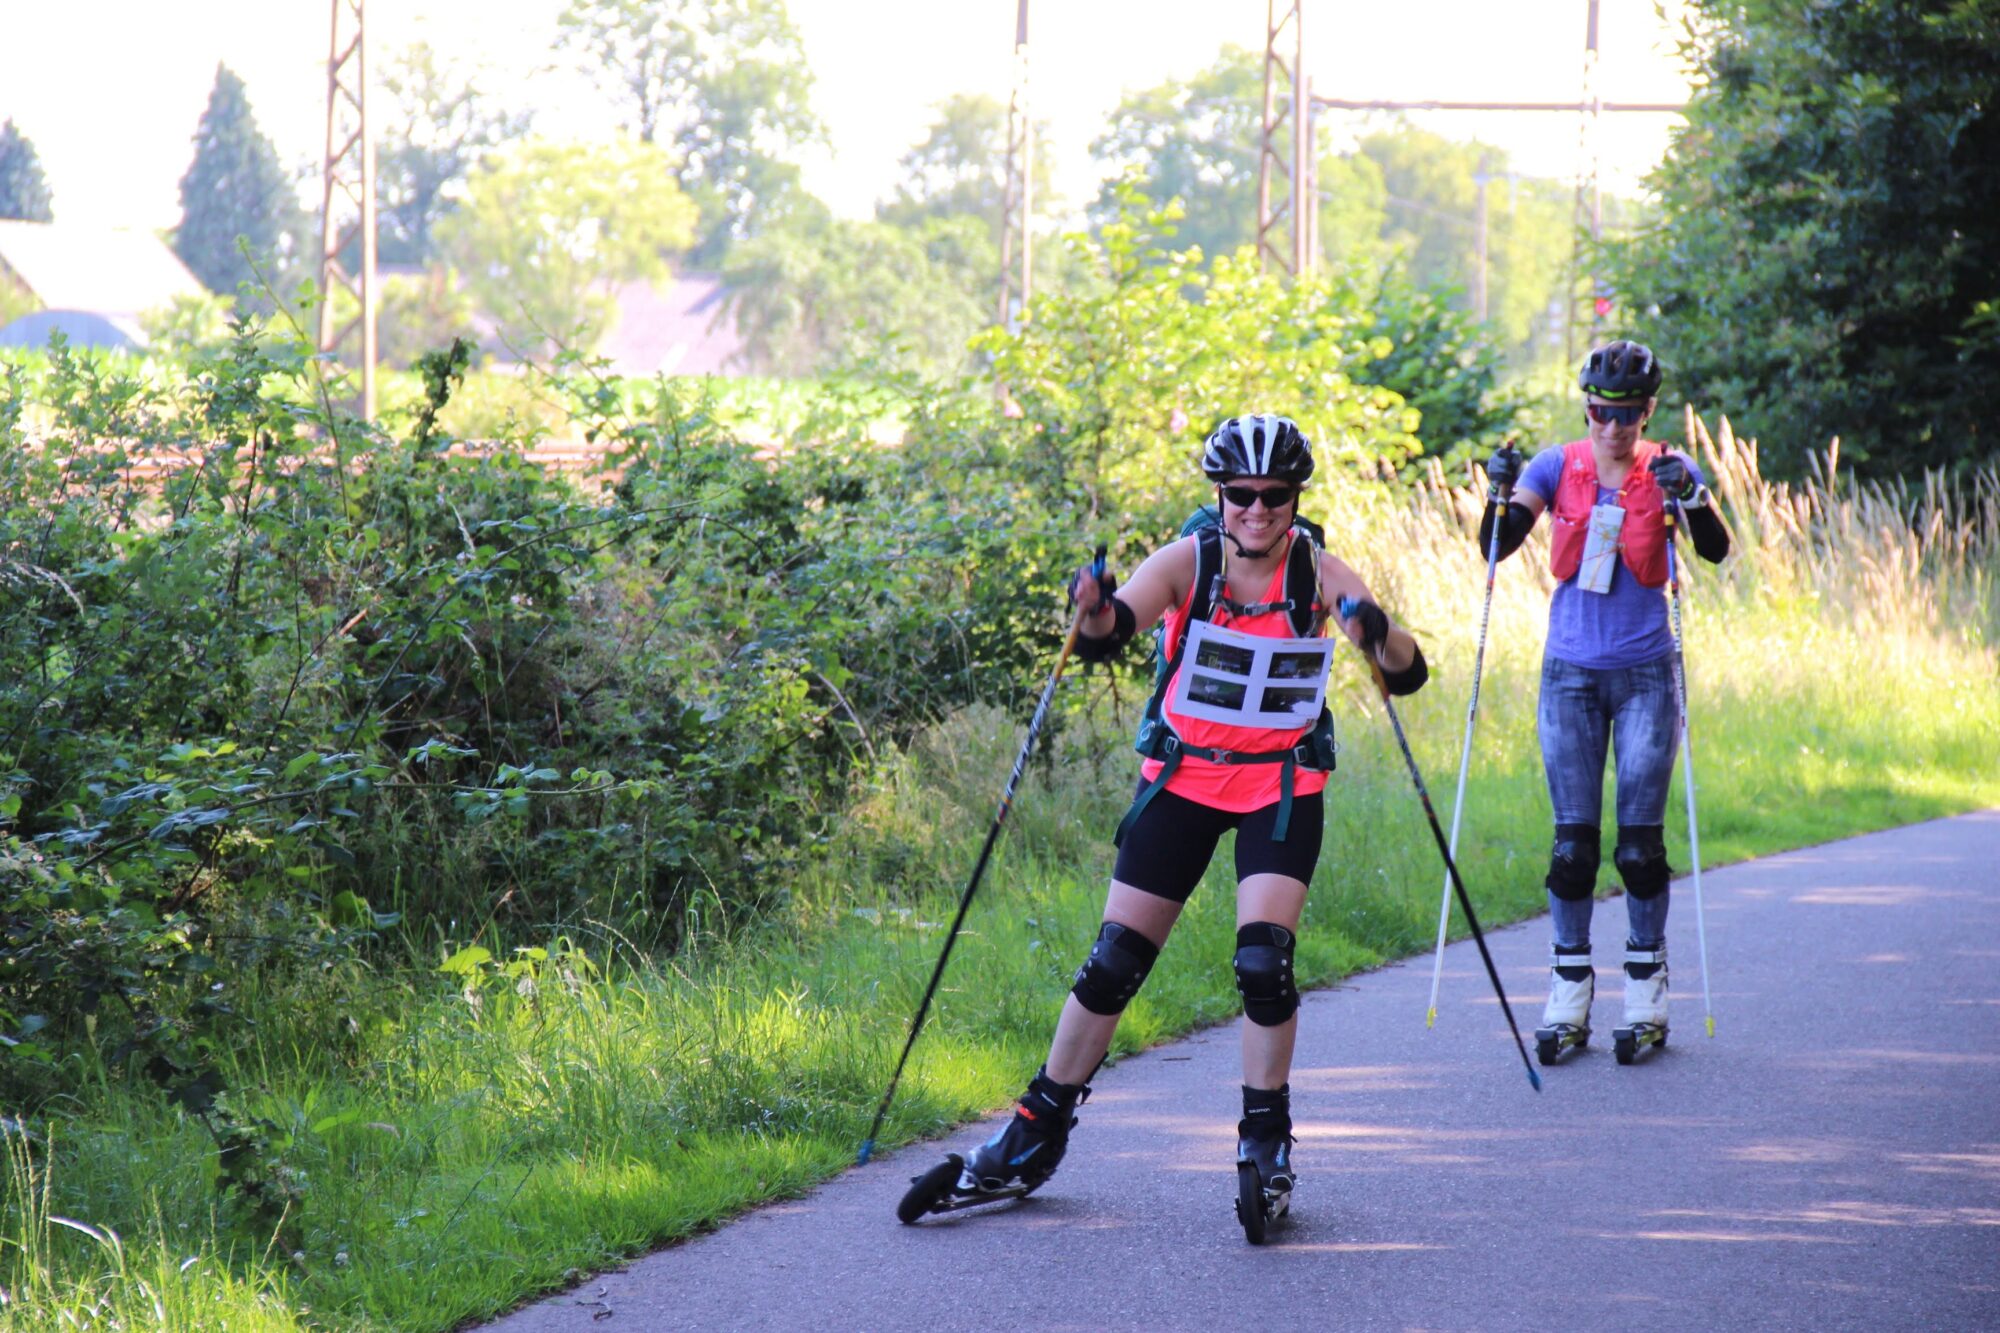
[1070,922,1160,1016]
[1234,922,1300,1027]
[1614,826,1671,900]
[1545,823,1601,902]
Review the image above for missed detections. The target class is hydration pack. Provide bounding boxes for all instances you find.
[1118,508,1338,847]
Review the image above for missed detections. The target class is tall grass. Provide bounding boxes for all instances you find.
[6,421,1996,1332]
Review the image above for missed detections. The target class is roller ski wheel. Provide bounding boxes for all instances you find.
[1612,1022,1666,1065]
[1534,1022,1589,1066]
[1234,1085,1294,1246]
[1233,1151,1294,1246]
[896,1152,1042,1223]
[1236,1161,1269,1245]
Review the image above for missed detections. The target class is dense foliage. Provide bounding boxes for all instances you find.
[1599,0,2000,475]
[0,329,1053,1232]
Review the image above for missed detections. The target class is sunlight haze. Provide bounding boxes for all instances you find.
[0,0,1694,234]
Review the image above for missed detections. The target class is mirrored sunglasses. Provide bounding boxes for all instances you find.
[1586,402,1648,426]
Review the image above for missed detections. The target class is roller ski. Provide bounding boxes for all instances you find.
[896,1069,1085,1223]
[1612,943,1669,1065]
[1233,1085,1295,1245]
[1533,947,1594,1065]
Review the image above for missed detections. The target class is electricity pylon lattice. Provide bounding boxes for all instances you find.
[996,0,1033,329]
[1256,0,1314,276]
[317,0,378,420]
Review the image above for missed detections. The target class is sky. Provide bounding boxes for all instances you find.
[0,0,1698,234]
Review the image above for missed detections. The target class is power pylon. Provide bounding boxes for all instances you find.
[317,0,378,419]
[996,0,1033,329]
[1283,0,1679,350]
[1255,0,1314,276]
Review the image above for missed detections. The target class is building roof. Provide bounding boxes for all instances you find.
[0,220,206,322]
[596,273,748,377]
[0,308,147,352]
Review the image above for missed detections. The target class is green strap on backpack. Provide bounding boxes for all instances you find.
[1117,509,1339,848]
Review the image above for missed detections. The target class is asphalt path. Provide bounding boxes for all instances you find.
[487,811,2000,1332]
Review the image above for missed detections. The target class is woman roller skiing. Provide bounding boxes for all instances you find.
[1477,341,1730,1066]
[898,415,1429,1241]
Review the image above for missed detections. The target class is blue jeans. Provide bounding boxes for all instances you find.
[1538,652,1679,951]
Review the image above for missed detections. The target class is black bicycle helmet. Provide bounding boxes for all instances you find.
[1578,340,1662,401]
[1199,414,1316,483]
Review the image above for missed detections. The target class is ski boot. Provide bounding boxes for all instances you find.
[1234,1084,1295,1245]
[896,1068,1087,1223]
[1612,942,1668,1064]
[1533,946,1594,1065]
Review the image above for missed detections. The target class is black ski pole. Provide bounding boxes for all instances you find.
[857,547,1106,1165]
[1337,596,1542,1093]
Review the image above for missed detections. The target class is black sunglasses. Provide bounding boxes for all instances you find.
[1586,402,1648,426]
[1219,483,1298,510]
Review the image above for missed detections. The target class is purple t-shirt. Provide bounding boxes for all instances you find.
[1517,446,1706,670]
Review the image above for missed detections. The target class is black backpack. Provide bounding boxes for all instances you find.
[1117,508,1339,848]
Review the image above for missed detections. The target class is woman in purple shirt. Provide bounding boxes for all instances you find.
[1476,341,1731,1061]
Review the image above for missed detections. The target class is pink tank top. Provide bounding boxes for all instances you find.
[1138,535,1330,813]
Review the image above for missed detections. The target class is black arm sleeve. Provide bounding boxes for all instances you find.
[1072,595,1137,663]
[1381,642,1429,697]
[1477,500,1537,561]
[1682,503,1731,564]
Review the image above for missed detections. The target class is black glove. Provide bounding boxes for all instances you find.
[1648,453,1698,502]
[1485,443,1523,494]
[1339,597,1391,653]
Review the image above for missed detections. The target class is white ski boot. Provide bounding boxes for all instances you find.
[1613,943,1668,1064]
[1533,946,1593,1065]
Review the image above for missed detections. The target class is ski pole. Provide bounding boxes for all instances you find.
[1661,513,1716,1038]
[1338,596,1542,1092]
[1427,453,1514,1028]
[857,547,1107,1165]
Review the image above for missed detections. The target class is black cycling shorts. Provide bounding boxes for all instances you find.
[1111,783,1324,904]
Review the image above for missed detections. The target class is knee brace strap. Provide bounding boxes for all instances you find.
[1614,827,1671,900]
[1234,922,1300,1027]
[1545,824,1601,902]
[1071,921,1160,1016]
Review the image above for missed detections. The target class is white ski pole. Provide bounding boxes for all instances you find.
[1662,512,1715,1037]
[1427,453,1514,1028]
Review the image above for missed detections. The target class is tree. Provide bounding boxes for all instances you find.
[173,65,305,300]
[722,211,993,376]
[438,137,697,356]
[1087,46,1392,277]
[1089,45,1265,261]
[376,44,532,267]
[877,93,1056,234]
[557,0,821,263]
[1357,125,1575,372]
[0,119,54,222]
[1599,0,2000,475]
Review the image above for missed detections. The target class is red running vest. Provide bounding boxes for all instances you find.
[1547,440,1669,589]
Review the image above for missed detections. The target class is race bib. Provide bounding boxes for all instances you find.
[1576,502,1626,594]
[1168,619,1333,729]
